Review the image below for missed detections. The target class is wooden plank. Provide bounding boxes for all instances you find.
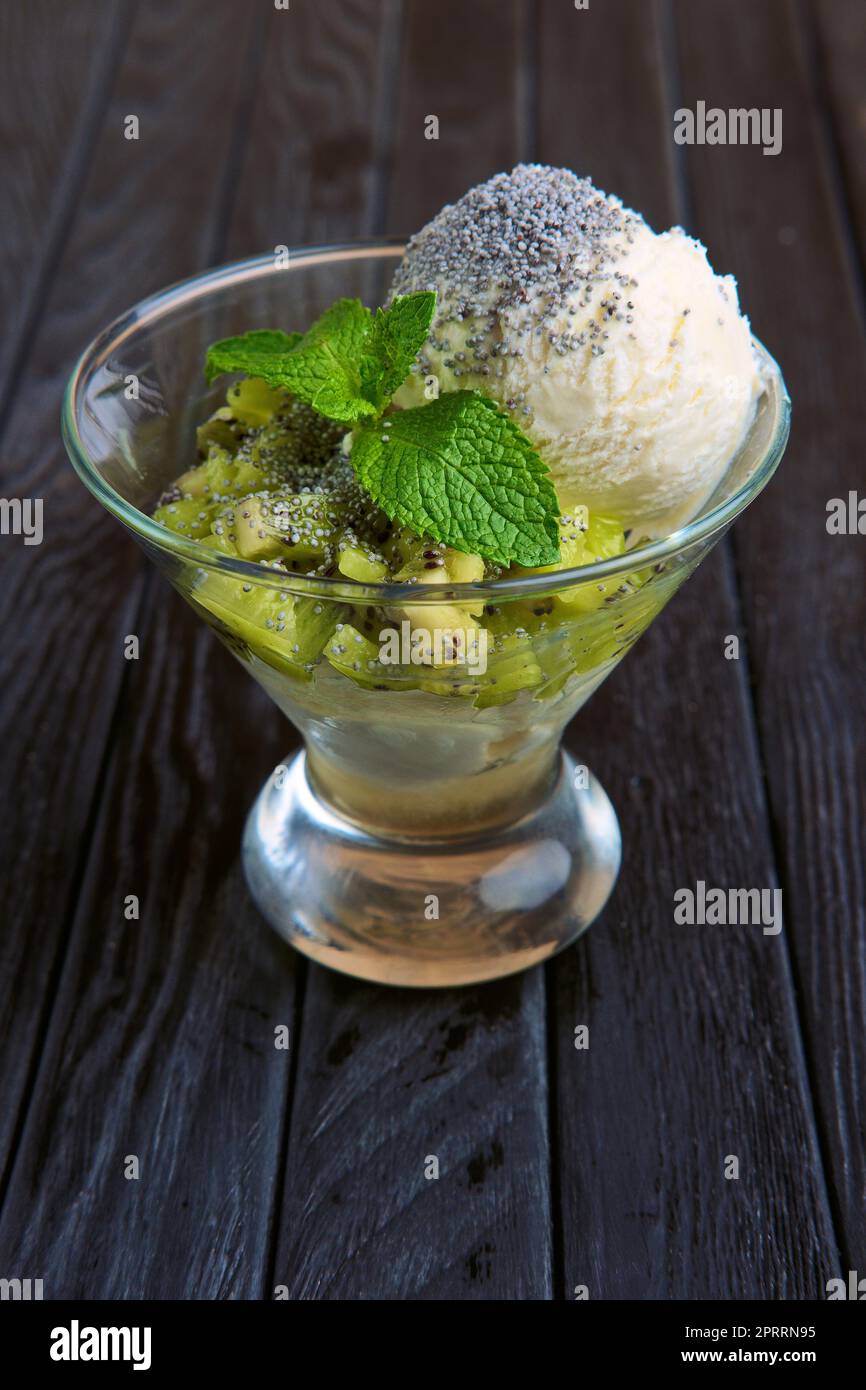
[0,0,272,1293]
[229,0,400,251]
[0,0,131,409]
[262,0,554,1300]
[538,0,839,1297]
[675,0,866,1268]
[277,972,549,1299]
[813,0,866,257]
[385,0,523,234]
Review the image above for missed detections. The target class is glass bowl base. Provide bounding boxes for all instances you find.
[242,750,621,988]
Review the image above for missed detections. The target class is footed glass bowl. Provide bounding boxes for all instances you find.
[63,244,790,987]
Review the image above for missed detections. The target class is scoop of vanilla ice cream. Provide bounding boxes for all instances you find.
[390,165,763,537]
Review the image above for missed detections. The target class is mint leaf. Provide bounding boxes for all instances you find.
[360,292,436,409]
[351,390,561,567]
[205,291,436,426]
[206,300,377,423]
[278,297,376,422]
[205,329,301,384]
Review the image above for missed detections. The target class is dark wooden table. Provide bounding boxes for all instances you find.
[1,0,863,1301]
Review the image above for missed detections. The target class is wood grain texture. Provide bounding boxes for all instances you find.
[385,0,525,234]
[0,605,295,1298]
[813,0,866,257]
[229,0,399,252]
[675,0,866,1266]
[538,0,839,1298]
[0,0,267,1280]
[276,971,550,1299]
[249,0,554,1300]
[0,0,131,410]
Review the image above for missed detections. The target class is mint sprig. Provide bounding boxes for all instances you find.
[205,290,561,566]
[205,292,434,425]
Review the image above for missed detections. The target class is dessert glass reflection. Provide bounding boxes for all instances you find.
[63,244,789,986]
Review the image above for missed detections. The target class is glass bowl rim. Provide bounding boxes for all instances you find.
[62,240,791,604]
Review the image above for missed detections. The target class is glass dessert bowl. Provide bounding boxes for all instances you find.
[63,243,789,987]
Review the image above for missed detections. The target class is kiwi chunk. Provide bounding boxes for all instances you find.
[337,545,389,583]
[153,495,215,539]
[550,514,626,612]
[194,378,291,458]
[198,531,238,558]
[388,535,485,668]
[174,461,210,497]
[196,410,244,457]
[201,442,276,502]
[473,633,544,708]
[227,492,344,566]
[226,377,289,426]
[193,567,346,677]
[324,623,405,690]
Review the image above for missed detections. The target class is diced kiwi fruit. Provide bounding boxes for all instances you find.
[568,568,668,674]
[197,531,238,558]
[388,536,485,668]
[196,410,244,457]
[193,565,346,678]
[550,514,626,612]
[344,602,482,694]
[229,496,283,561]
[191,382,344,501]
[170,444,264,504]
[473,633,544,708]
[337,545,389,583]
[205,443,273,501]
[231,491,344,566]
[194,378,290,457]
[226,377,289,426]
[500,512,626,633]
[415,670,480,699]
[175,461,210,496]
[324,623,405,690]
[388,528,422,568]
[324,622,477,698]
[512,520,589,578]
[342,602,385,643]
[154,369,654,699]
[393,534,485,589]
[531,627,580,701]
[153,495,216,539]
